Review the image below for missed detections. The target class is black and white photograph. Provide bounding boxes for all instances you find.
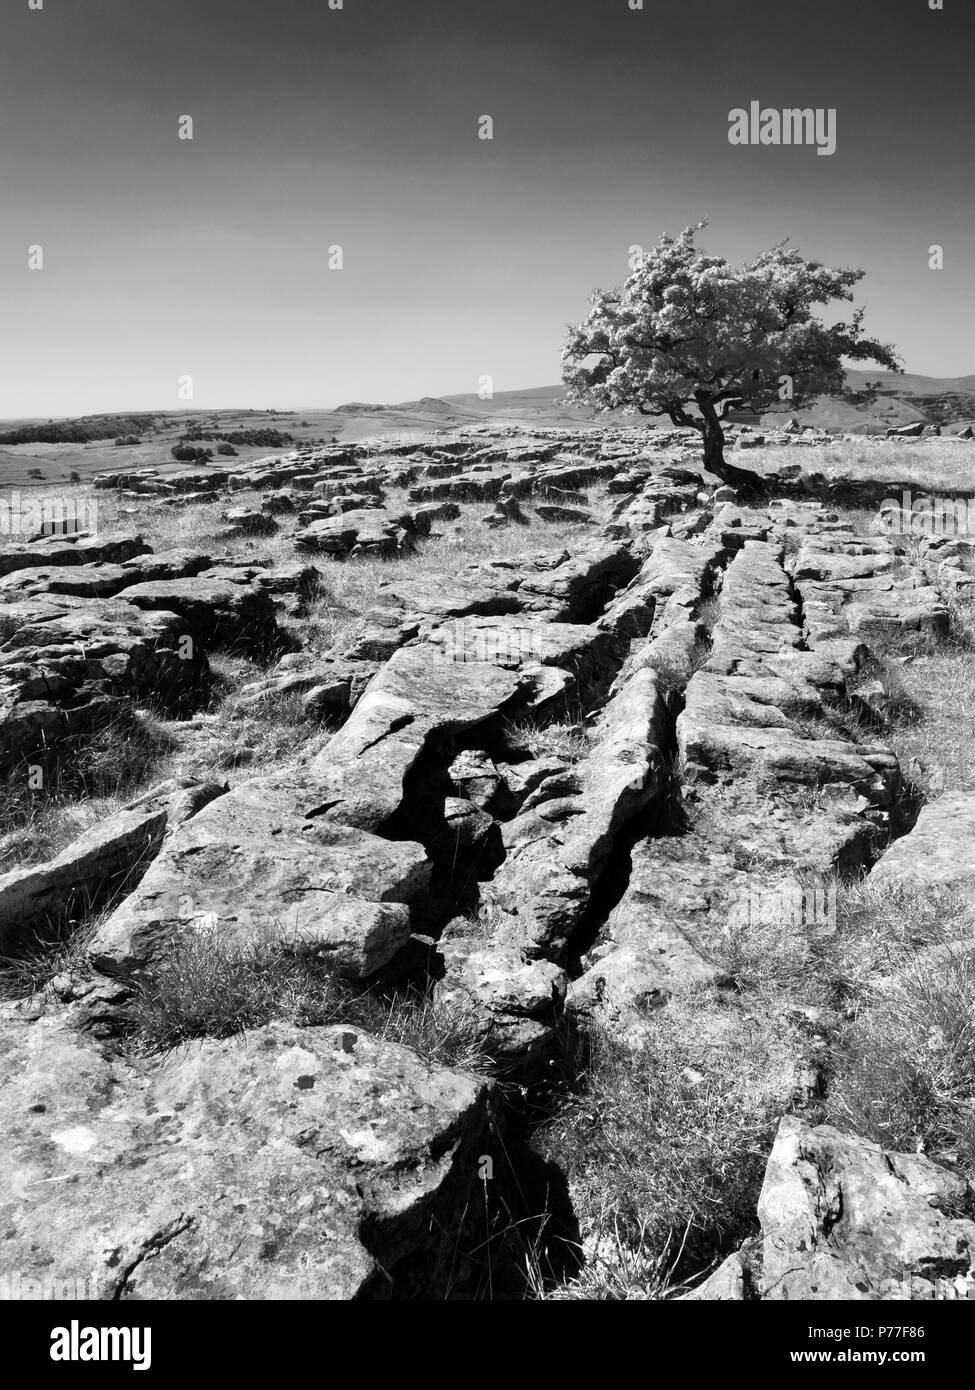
[0,0,972,1353]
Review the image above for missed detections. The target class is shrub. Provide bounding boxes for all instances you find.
[170,443,212,464]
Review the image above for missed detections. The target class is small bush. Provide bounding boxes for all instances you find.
[170,443,212,464]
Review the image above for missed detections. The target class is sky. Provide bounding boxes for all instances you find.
[0,0,972,417]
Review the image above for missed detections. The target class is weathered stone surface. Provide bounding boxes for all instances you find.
[437,926,567,1073]
[607,477,704,539]
[0,549,213,601]
[238,658,379,719]
[409,471,507,503]
[680,671,895,795]
[304,647,538,832]
[482,667,666,959]
[117,576,283,654]
[447,749,507,811]
[0,780,226,952]
[222,506,279,536]
[918,534,975,596]
[0,594,209,768]
[757,1117,975,1300]
[568,831,806,1036]
[870,792,975,902]
[791,532,948,652]
[87,779,429,978]
[428,615,619,702]
[0,532,150,578]
[678,542,899,829]
[681,1251,748,1301]
[0,1015,495,1299]
[510,542,638,622]
[294,508,418,558]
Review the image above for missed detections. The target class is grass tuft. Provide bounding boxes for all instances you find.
[126,927,494,1073]
[827,951,975,1173]
[535,989,800,1281]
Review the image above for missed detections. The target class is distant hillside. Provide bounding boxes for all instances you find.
[329,372,975,436]
[2,371,973,487]
[0,414,160,446]
[437,373,975,436]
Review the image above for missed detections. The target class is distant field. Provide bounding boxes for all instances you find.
[1,369,973,487]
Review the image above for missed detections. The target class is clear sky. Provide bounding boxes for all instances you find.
[1,0,972,417]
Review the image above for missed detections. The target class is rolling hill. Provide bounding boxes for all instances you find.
[1,371,973,486]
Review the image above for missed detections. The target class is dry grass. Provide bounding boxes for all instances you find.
[96,487,298,563]
[536,873,975,1298]
[128,926,494,1073]
[721,873,974,1014]
[534,1225,694,1302]
[536,988,802,1284]
[752,439,975,492]
[504,717,590,764]
[0,654,333,873]
[881,653,975,799]
[827,951,975,1173]
[716,874,975,1175]
[0,879,150,1001]
[0,709,179,871]
[151,652,334,782]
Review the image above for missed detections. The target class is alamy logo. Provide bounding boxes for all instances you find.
[879,491,975,536]
[0,489,98,537]
[438,622,546,667]
[728,884,837,937]
[728,102,837,156]
[0,1271,98,1300]
[50,1321,151,1372]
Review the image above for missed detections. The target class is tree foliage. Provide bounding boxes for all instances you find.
[562,223,901,486]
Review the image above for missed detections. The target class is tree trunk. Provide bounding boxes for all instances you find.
[699,405,765,495]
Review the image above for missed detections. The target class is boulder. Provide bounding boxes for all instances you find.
[87,779,430,979]
[294,508,418,558]
[757,1117,975,1300]
[302,647,539,832]
[0,595,210,768]
[0,780,226,952]
[117,577,283,655]
[870,792,975,903]
[0,1015,496,1299]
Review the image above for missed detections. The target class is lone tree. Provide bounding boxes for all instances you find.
[562,222,901,491]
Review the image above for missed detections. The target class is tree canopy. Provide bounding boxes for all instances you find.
[562,223,901,487]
